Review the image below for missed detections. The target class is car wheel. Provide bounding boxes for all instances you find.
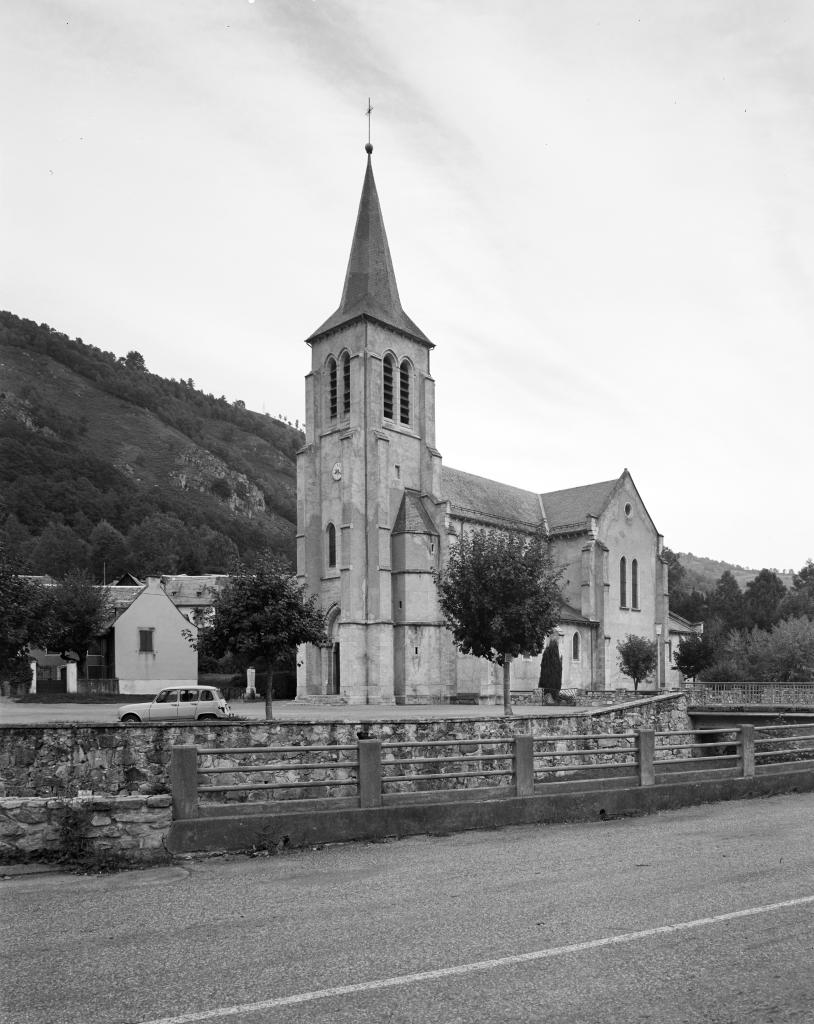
[198,714,218,721]
[121,713,141,723]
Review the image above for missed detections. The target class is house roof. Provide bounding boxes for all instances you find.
[669,612,704,633]
[558,601,594,625]
[307,150,432,347]
[539,479,619,533]
[161,574,229,605]
[442,466,544,530]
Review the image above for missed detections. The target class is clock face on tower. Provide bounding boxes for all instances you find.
[331,461,342,481]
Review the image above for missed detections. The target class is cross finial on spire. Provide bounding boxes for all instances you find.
[365,98,373,154]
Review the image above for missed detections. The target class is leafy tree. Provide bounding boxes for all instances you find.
[193,551,327,719]
[434,528,564,715]
[750,617,814,681]
[127,513,187,575]
[123,350,146,372]
[744,569,787,631]
[778,560,814,622]
[617,634,658,692]
[673,632,715,682]
[28,522,90,577]
[0,547,49,680]
[88,520,130,582]
[707,571,745,633]
[41,571,112,677]
[538,640,563,700]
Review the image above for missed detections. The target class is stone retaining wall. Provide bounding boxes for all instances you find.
[0,694,691,799]
[0,794,172,864]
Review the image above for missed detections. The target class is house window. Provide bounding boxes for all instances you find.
[327,357,338,421]
[327,523,337,569]
[399,359,411,425]
[572,633,580,661]
[631,559,639,609]
[620,557,627,608]
[138,629,154,654]
[383,354,394,420]
[341,352,351,417]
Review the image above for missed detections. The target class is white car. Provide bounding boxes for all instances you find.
[118,685,233,723]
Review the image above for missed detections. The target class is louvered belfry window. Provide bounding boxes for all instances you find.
[631,559,639,609]
[383,354,394,420]
[341,353,350,416]
[328,357,338,420]
[620,556,627,608]
[399,360,411,425]
[327,523,337,568]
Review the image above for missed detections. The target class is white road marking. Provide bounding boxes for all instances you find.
[140,894,814,1024]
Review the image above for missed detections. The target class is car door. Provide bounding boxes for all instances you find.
[176,688,199,722]
[148,689,180,721]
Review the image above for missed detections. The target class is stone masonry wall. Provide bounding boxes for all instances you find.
[0,794,172,864]
[0,694,691,800]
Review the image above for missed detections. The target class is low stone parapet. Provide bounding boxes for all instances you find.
[0,794,172,865]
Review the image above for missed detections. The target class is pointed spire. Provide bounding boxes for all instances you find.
[307,147,432,347]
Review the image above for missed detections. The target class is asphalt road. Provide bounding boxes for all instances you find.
[3,793,813,1024]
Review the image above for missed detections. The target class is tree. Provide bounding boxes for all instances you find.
[707,571,745,633]
[127,513,186,575]
[41,571,111,678]
[28,522,90,577]
[617,634,658,692]
[0,547,49,680]
[434,528,564,715]
[673,632,715,682]
[538,641,563,700]
[744,569,787,631]
[194,551,327,719]
[88,520,130,582]
[123,350,147,372]
[778,560,814,622]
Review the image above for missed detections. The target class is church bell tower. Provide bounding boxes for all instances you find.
[296,145,444,704]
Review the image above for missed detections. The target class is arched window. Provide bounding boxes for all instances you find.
[326,523,336,569]
[620,556,627,608]
[572,633,580,661]
[399,359,411,425]
[383,354,395,420]
[341,352,350,417]
[327,357,337,421]
[631,559,639,609]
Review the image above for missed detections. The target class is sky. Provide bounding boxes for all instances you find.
[2,0,813,573]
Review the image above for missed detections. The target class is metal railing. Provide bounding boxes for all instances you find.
[686,681,814,707]
[170,724,814,820]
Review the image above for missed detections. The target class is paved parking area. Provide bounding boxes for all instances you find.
[0,696,583,725]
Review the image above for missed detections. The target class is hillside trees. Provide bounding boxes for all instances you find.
[434,528,564,715]
[744,569,787,631]
[778,560,814,621]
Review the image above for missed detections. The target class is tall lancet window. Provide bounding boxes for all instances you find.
[399,359,411,425]
[631,559,639,609]
[327,357,338,421]
[383,354,395,420]
[620,556,627,608]
[326,523,337,569]
[341,352,351,417]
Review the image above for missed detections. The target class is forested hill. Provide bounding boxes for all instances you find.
[0,311,303,578]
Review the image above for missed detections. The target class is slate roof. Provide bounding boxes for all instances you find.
[558,601,594,625]
[161,574,229,606]
[539,479,618,533]
[442,467,544,530]
[307,152,431,347]
[393,490,438,536]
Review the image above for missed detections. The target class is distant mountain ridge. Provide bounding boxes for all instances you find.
[675,552,795,593]
[0,311,303,576]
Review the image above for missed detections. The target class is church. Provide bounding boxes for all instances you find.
[296,145,670,704]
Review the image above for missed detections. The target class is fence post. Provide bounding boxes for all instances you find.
[514,734,534,798]
[637,729,655,787]
[170,744,199,820]
[358,739,382,808]
[740,725,755,778]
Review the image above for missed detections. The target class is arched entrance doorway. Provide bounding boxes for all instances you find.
[325,606,341,696]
